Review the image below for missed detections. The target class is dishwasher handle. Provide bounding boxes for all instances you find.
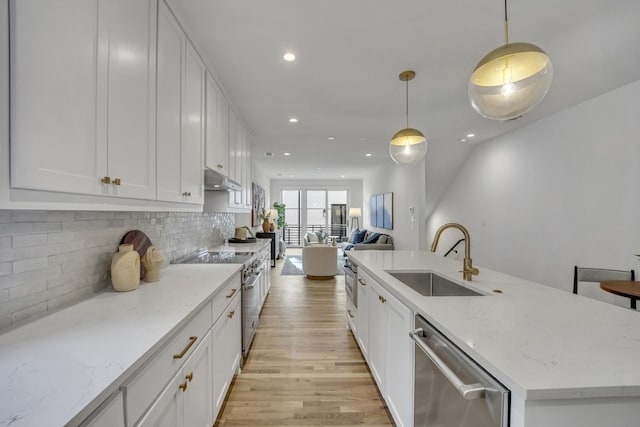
[410,328,486,401]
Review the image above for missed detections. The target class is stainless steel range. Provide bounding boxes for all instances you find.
[172,249,262,357]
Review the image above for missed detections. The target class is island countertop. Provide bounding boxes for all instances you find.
[0,263,242,427]
[347,250,640,400]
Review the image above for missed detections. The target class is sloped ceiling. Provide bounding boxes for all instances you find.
[168,0,640,182]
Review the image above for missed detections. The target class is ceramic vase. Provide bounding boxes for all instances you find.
[141,245,164,283]
[111,244,140,292]
[262,219,270,232]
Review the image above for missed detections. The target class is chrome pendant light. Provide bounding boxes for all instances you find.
[390,71,427,165]
[469,0,553,121]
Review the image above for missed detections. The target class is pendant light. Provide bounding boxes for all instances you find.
[389,70,427,165]
[469,0,553,121]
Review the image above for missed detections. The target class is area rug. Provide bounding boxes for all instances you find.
[281,255,345,276]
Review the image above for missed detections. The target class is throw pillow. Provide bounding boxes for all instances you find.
[348,229,358,243]
[353,229,367,244]
[377,235,388,244]
[361,232,381,244]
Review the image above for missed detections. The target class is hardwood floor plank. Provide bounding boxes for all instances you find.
[214,249,394,426]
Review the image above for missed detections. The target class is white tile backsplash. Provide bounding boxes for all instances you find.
[0,210,235,331]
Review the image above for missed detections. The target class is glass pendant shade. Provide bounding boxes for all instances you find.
[389,128,428,165]
[389,70,428,165]
[469,42,553,121]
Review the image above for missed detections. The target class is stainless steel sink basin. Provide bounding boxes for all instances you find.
[387,272,484,296]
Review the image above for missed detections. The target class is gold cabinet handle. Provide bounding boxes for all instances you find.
[217,163,223,169]
[101,176,111,184]
[227,310,235,319]
[187,192,191,196]
[347,310,355,318]
[179,382,188,392]
[182,191,192,197]
[173,336,197,359]
[381,297,387,304]
[182,192,188,196]
[358,278,366,286]
[226,288,237,298]
[186,372,193,382]
[113,178,121,186]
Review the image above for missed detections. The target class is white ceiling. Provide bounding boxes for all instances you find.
[168,0,640,181]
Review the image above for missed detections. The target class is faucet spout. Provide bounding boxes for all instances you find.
[430,223,479,281]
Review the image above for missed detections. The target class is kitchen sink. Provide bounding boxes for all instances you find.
[387,272,484,296]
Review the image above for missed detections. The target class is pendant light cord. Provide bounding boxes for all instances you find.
[504,0,509,45]
[405,78,409,128]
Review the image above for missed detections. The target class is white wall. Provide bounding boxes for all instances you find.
[363,161,426,250]
[427,80,640,306]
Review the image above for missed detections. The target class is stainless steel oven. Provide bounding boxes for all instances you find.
[410,315,510,427]
[344,258,357,306]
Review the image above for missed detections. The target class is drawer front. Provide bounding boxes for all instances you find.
[346,297,357,336]
[124,301,212,425]
[212,274,241,324]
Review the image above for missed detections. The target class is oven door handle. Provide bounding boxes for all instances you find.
[409,328,486,400]
[243,276,258,290]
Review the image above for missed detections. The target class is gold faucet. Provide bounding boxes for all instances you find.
[430,223,479,281]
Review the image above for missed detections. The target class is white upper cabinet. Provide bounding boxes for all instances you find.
[10,0,156,199]
[156,1,204,205]
[10,0,101,195]
[97,0,157,199]
[205,73,230,177]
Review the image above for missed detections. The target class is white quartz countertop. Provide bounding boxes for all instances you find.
[0,264,242,427]
[348,250,640,400]
[212,238,271,254]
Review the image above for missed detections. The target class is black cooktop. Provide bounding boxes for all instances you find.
[172,250,254,265]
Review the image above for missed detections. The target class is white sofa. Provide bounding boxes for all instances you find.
[302,245,338,279]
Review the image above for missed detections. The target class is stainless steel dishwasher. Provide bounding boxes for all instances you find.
[410,315,510,426]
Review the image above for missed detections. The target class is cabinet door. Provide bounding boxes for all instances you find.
[383,288,413,427]
[183,330,213,427]
[181,41,204,204]
[81,391,124,427]
[156,1,185,203]
[367,279,386,391]
[10,0,103,195]
[227,110,241,207]
[347,297,357,336]
[244,134,252,207]
[137,370,184,427]
[356,272,369,359]
[212,293,241,420]
[205,73,229,176]
[97,0,156,199]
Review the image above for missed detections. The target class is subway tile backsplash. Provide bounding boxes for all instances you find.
[0,210,235,331]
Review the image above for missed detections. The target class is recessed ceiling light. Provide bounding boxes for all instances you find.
[283,52,295,62]
[289,175,294,178]
[316,167,322,170]
[459,138,468,143]
[466,133,475,138]
[289,118,298,123]
[283,152,291,156]
[341,175,346,178]
[264,152,273,156]
[327,136,336,141]
[365,153,372,157]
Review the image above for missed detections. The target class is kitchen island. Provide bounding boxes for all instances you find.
[348,250,640,426]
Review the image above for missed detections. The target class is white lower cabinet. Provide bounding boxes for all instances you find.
[356,268,413,427]
[80,391,125,427]
[212,292,242,419]
[137,330,212,427]
[355,271,369,359]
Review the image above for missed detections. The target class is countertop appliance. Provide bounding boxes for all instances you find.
[344,257,357,306]
[172,249,261,357]
[410,314,509,426]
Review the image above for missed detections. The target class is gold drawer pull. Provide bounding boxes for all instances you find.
[226,288,237,298]
[113,178,121,186]
[227,310,235,319]
[358,278,366,286]
[173,336,197,359]
[186,372,193,382]
[347,310,355,318]
[101,176,111,184]
[179,382,188,392]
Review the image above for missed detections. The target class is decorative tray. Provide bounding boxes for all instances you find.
[228,237,257,243]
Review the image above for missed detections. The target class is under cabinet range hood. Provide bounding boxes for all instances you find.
[204,168,241,191]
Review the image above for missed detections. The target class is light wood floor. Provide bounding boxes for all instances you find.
[214,248,394,426]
